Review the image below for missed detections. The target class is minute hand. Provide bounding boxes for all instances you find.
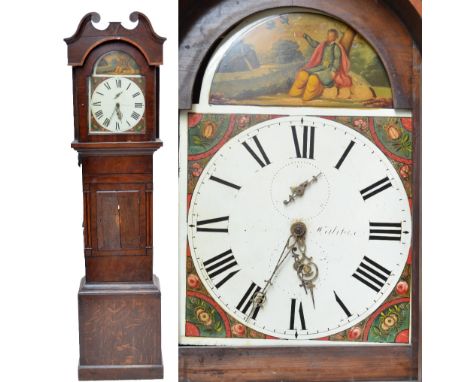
[246,234,296,320]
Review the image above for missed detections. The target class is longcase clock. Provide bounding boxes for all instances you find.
[65,12,165,380]
[179,1,421,381]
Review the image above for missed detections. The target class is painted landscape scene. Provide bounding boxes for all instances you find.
[209,12,393,108]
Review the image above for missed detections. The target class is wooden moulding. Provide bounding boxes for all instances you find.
[72,140,163,157]
[179,345,416,382]
[78,276,163,380]
[65,12,166,67]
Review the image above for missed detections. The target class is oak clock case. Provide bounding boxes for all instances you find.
[179,3,420,382]
[65,12,165,381]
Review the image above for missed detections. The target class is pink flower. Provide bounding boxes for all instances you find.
[353,118,367,130]
[347,326,362,340]
[232,323,246,336]
[187,274,200,289]
[191,163,202,177]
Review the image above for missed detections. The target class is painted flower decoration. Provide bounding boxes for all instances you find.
[385,123,402,140]
[400,118,412,131]
[196,308,213,327]
[191,162,203,177]
[396,280,409,295]
[188,113,203,128]
[380,312,399,332]
[347,326,362,340]
[399,164,411,180]
[187,274,201,289]
[201,120,218,139]
[353,118,368,131]
[232,323,246,337]
[238,115,250,128]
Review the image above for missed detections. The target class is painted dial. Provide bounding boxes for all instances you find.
[90,77,145,132]
[188,116,411,340]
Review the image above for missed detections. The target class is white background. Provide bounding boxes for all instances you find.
[0,1,464,381]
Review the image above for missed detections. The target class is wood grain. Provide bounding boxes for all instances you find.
[79,277,163,380]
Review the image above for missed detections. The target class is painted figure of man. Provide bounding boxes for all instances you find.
[289,29,352,101]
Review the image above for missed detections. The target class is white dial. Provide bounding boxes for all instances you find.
[188,116,411,340]
[90,77,145,132]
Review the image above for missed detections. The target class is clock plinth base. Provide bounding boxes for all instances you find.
[78,276,163,381]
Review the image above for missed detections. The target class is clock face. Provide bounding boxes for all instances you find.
[89,77,145,133]
[187,116,411,340]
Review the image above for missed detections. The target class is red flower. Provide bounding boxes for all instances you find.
[400,118,412,131]
[187,274,200,289]
[347,326,361,340]
[396,280,409,295]
[399,164,411,180]
[395,329,409,343]
[232,323,246,337]
[188,113,203,128]
[185,322,200,337]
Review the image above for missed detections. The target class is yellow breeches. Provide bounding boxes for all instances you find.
[288,70,324,101]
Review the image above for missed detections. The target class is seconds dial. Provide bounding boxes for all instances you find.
[90,77,145,132]
[188,116,412,340]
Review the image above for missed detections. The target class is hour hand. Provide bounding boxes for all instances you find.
[283,173,322,205]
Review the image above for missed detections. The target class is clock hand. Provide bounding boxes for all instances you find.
[291,222,319,308]
[114,91,124,99]
[283,172,322,205]
[247,222,315,319]
[115,103,123,121]
[246,224,301,321]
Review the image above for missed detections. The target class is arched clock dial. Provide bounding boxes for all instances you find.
[188,116,412,340]
[89,77,145,132]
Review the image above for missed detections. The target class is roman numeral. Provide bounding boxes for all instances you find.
[126,83,131,90]
[289,298,306,330]
[126,120,131,126]
[132,92,141,98]
[103,118,110,127]
[96,91,104,96]
[95,110,103,119]
[334,291,351,318]
[135,102,143,108]
[131,111,140,120]
[115,79,122,88]
[335,141,355,169]
[291,125,314,159]
[242,136,270,168]
[209,175,241,190]
[103,82,111,90]
[352,256,391,293]
[195,216,229,233]
[369,222,402,241]
[236,282,261,319]
[92,101,101,107]
[203,249,240,288]
[115,122,120,131]
[360,176,392,200]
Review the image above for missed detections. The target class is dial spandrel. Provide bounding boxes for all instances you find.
[187,116,412,340]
